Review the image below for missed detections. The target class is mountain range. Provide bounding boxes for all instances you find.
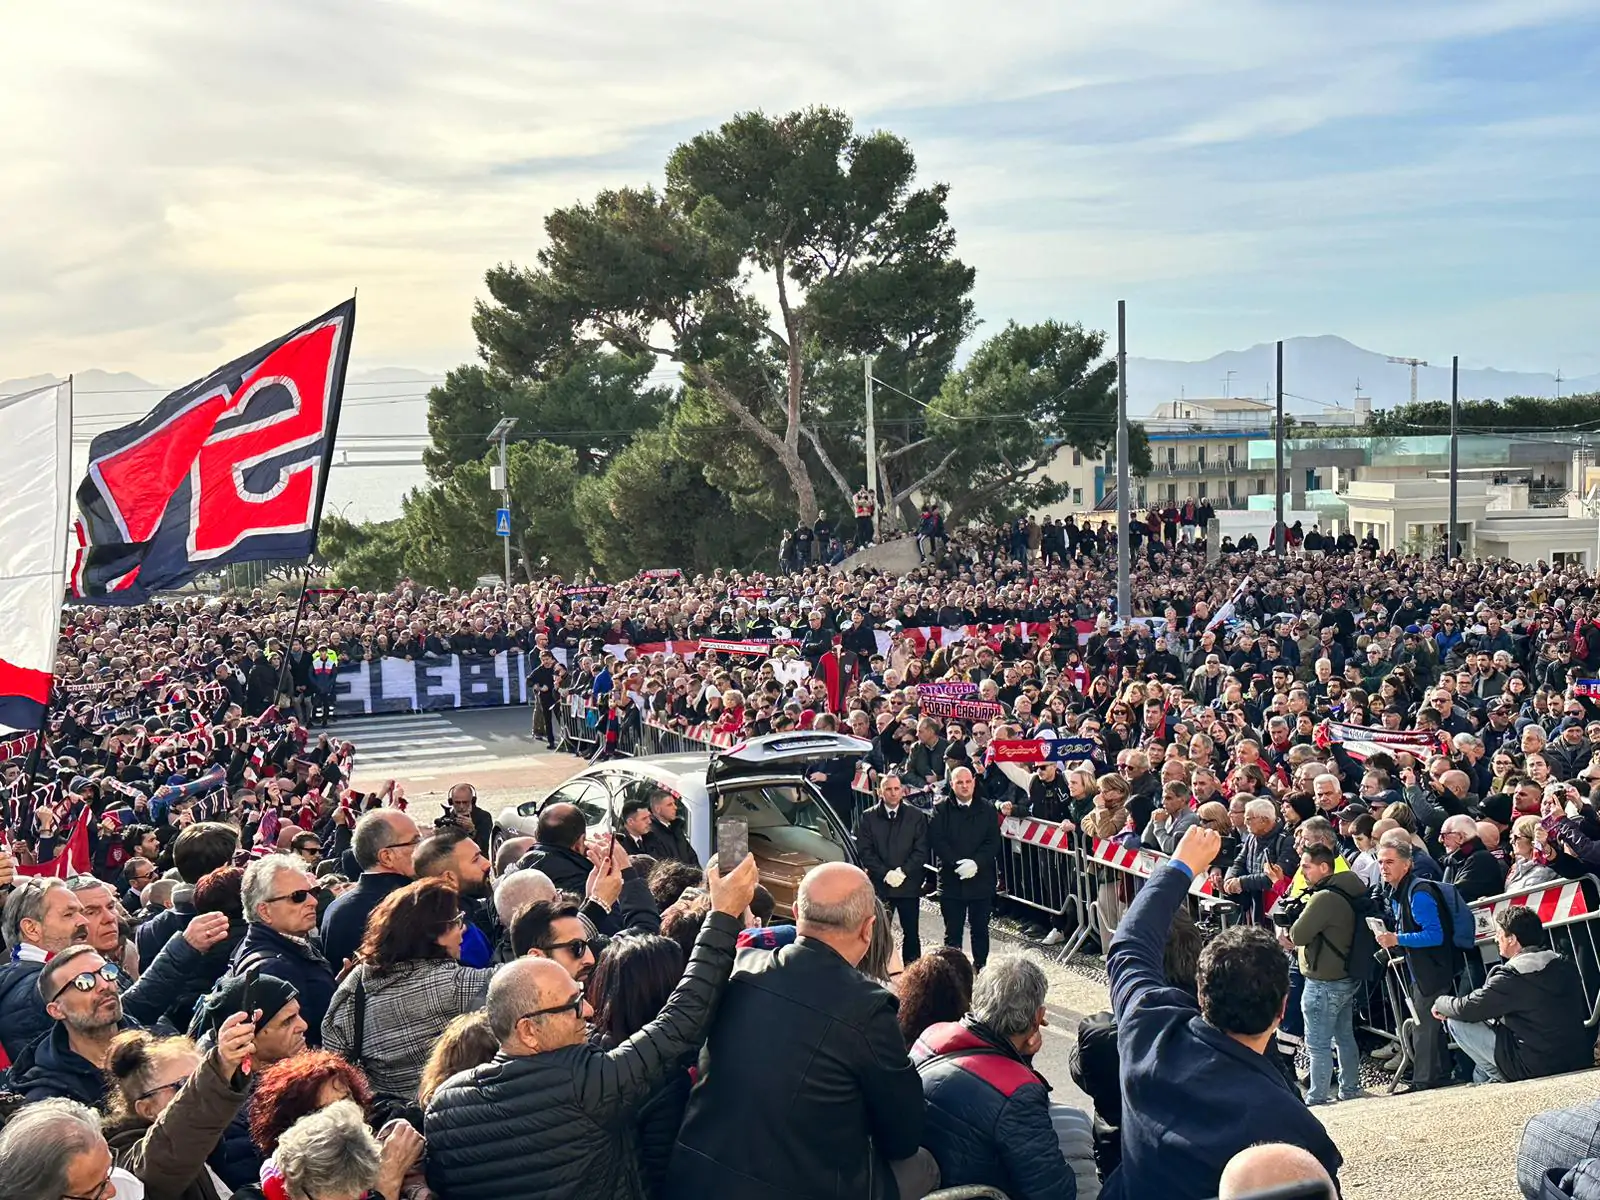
[1126,335,1597,417]
[5,336,1593,437]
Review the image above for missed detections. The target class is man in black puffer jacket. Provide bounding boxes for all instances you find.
[515,803,601,894]
[424,853,757,1200]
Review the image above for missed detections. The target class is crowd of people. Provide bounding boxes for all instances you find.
[7,521,1600,1197]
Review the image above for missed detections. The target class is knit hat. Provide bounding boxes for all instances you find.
[188,970,299,1040]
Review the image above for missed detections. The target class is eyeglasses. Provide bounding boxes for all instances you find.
[541,938,593,959]
[448,912,468,930]
[520,992,585,1022]
[135,1072,193,1102]
[382,837,422,854]
[62,1164,116,1200]
[48,961,122,1004]
[264,886,322,905]
[298,845,323,856]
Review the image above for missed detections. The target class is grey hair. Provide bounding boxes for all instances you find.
[1297,816,1336,850]
[0,1098,103,1200]
[1244,798,1277,822]
[351,810,400,871]
[1441,814,1477,838]
[1453,733,1483,753]
[2,879,69,949]
[1377,830,1415,859]
[241,854,305,925]
[273,1100,381,1200]
[795,876,875,933]
[971,954,1048,1037]
[494,869,555,926]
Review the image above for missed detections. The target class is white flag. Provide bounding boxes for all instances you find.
[0,381,72,732]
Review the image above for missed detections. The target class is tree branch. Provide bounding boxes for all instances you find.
[801,426,855,505]
[880,436,935,464]
[943,455,1049,524]
[890,444,962,508]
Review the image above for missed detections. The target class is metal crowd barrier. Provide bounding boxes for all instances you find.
[1355,874,1600,1086]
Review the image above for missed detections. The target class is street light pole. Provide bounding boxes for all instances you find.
[1116,300,1131,625]
[487,417,518,587]
[864,355,878,535]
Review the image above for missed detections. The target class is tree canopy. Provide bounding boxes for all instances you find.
[317,106,1139,589]
[1362,392,1600,437]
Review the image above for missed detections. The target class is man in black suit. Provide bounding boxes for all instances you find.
[854,774,930,964]
[616,796,653,858]
[928,765,1002,969]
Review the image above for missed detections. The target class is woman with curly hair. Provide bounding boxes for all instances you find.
[248,1051,373,1157]
[896,949,973,1048]
[321,878,494,1102]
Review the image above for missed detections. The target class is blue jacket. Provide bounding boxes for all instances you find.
[912,1017,1077,1200]
[8,1018,139,1106]
[229,924,337,1046]
[320,871,409,970]
[0,957,48,1060]
[1102,863,1343,1200]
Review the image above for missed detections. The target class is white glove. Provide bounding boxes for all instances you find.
[884,868,907,888]
[955,858,978,880]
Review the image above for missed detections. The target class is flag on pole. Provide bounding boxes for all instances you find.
[0,381,72,732]
[71,299,355,603]
[15,806,93,878]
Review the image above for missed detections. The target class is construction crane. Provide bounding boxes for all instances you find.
[1387,356,1428,405]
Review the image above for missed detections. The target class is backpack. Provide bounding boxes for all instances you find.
[1314,885,1383,983]
[1414,877,1478,951]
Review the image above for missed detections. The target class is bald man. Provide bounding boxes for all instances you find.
[320,807,421,968]
[667,862,935,1200]
[425,853,758,1200]
[1218,1143,1334,1199]
[929,765,1001,969]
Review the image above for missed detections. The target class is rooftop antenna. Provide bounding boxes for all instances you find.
[1223,370,1237,398]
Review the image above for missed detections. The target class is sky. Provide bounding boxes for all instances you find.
[3,0,1598,390]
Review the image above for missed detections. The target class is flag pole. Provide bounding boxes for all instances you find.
[19,373,73,842]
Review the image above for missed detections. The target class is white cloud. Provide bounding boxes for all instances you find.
[1,0,1595,380]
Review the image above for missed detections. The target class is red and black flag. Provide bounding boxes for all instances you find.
[70,299,355,603]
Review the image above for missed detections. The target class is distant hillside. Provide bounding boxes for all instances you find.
[1126,335,1596,417]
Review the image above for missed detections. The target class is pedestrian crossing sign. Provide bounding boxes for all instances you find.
[495,508,511,536]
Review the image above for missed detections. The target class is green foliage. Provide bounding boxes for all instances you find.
[399,442,588,586]
[421,352,672,480]
[575,428,783,576]
[318,515,408,591]
[921,320,1133,522]
[1363,392,1600,437]
[315,106,1144,587]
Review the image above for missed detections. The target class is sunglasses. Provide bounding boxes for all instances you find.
[541,938,593,959]
[521,992,586,1022]
[49,961,122,1004]
[264,886,322,905]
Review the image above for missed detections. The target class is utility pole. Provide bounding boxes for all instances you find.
[1387,356,1428,405]
[1447,356,1459,562]
[864,355,878,531]
[1223,369,1236,399]
[1275,340,1285,556]
[1116,301,1131,624]
[488,417,517,587]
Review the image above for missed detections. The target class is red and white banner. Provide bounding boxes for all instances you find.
[998,815,1214,897]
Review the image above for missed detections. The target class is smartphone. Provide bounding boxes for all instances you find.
[716,818,749,869]
[240,965,260,1075]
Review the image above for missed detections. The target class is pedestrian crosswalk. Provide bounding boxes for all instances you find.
[328,712,502,779]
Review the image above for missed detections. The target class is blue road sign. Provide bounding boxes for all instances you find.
[495,508,511,536]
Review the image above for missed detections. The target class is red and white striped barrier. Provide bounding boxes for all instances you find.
[999,815,1214,897]
[1472,880,1590,942]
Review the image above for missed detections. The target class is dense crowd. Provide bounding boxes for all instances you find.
[8,524,1600,1198]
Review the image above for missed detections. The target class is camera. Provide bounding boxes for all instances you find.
[1270,893,1306,929]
